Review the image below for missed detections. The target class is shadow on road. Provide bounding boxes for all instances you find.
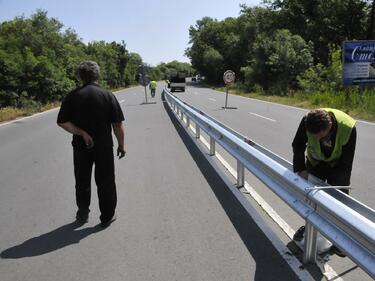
[1,221,104,259]
[161,91,301,281]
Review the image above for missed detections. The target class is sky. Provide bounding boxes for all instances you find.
[0,0,261,66]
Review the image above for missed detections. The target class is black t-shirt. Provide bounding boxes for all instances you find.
[57,83,124,148]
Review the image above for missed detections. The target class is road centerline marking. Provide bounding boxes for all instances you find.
[208,98,217,102]
[249,112,276,122]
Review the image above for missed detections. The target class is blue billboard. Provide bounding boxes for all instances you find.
[343,41,375,87]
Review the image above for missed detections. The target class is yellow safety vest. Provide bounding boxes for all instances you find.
[306,108,356,166]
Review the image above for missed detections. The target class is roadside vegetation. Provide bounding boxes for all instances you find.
[186,1,375,120]
[0,10,193,122]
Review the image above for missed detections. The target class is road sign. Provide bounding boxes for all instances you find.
[222,70,237,109]
[343,41,375,87]
[139,75,150,87]
[223,70,236,84]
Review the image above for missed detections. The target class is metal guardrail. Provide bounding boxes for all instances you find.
[163,88,375,279]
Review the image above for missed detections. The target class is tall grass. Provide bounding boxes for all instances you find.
[214,84,375,121]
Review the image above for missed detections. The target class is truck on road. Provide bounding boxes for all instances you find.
[169,71,186,92]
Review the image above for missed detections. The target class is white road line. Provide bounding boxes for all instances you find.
[208,98,217,102]
[249,112,276,122]
[184,124,315,281]
[0,107,60,127]
[211,88,375,126]
[179,116,342,281]
[0,88,128,128]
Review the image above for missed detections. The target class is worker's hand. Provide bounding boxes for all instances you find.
[297,170,309,180]
[117,146,126,159]
[82,131,94,149]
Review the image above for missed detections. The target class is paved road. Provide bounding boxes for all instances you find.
[173,82,375,281]
[0,84,303,281]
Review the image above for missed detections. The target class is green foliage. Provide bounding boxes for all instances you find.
[297,48,343,93]
[148,61,195,81]
[248,29,313,93]
[0,10,146,108]
[187,1,374,96]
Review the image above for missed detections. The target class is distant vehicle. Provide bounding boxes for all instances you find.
[191,76,197,82]
[169,71,186,92]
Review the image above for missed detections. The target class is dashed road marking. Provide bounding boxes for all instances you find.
[249,112,276,122]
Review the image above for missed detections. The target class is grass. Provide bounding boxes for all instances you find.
[0,102,61,123]
[213,85,375,122]
[0,85,135,123]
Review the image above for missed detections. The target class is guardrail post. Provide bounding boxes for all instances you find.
[303,221,318,264]
[196,126,200,139]
[237,160,245,188]
[210,137,215,156]
[186,117,190,128]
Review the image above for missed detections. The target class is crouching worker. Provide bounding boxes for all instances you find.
[292,108,357,256]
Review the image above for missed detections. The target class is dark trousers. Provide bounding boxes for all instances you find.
[306,161,350,195]
[73,146,117,221]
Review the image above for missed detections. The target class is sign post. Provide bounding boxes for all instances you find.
[138,64,156,105]
[222,70,237,109]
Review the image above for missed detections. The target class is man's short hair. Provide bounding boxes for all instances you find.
[305,109,331,134]
[78,61,100,83]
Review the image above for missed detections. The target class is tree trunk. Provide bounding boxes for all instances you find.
[367,0,375,39]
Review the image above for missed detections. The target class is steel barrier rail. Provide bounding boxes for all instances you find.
[163,89,375,278]
[170,89,375,222]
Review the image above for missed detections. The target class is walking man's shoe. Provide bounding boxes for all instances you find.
[76,209,89,224]
[100,214,117,228]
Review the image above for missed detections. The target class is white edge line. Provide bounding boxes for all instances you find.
[212,88,375,126]
[178,113,343,281]
[249,112,276,122]
[194,127,343,281]
[184,125,316,281]
[0,89,128,127]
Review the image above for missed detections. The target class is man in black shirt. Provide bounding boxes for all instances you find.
[57,61,125,226]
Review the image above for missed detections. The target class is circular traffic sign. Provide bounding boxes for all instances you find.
[139,75,150,86]
[223,70,235,84]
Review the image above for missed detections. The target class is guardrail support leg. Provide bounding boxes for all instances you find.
[196,126,200,139]
[237,160,245,188]
[186,117,190,128]
[210,137,215,156]
[303,221,318,264]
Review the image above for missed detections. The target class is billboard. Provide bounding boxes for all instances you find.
[343,40,375,87]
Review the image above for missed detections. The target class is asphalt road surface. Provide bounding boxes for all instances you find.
[0,84,307,281]
[173,81,375,281]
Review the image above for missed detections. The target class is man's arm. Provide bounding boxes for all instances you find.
[58,122,94,148]
[292,117,308,174]
[331,126,357,185]
[112,122,126,159]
